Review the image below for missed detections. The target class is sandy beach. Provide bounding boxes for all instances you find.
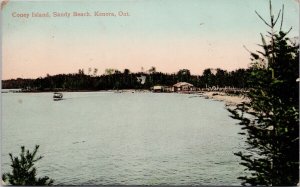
[202,91,250,107]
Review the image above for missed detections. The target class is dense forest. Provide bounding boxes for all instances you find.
[2,68,252,91]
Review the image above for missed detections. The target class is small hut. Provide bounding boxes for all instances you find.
[152,85,164,92]
[173,82,194,92]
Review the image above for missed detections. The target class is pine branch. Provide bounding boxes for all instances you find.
[280,5,284,31]
[255,11,272,28]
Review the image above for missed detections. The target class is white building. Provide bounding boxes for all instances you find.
[173,82,195,92]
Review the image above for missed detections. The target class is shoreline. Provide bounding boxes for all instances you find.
[2,89,249,107]
[201,91,249,107]
[1,89,152,93]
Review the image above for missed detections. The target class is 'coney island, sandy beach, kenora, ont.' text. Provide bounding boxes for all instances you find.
[11,11,130,18]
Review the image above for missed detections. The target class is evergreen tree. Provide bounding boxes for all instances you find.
[2,145,54,185]
[228,1,299,185]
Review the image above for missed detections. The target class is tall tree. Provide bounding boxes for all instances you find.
[123,68,130,75]
[104,68,115,75]
[229,1,299,185]
[148,66,156,74]
[93,68,98,77]
[215,68,228,87]
[177,69,191,82]
[202,68,215,88]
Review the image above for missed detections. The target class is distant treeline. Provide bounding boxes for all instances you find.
[2,68,253,91]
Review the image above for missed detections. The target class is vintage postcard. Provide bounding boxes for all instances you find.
[1,0,299,186]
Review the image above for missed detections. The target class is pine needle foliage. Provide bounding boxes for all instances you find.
[228,1,299,186]
[2,145,54,185]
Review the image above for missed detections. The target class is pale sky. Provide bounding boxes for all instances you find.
[1,0,299,79]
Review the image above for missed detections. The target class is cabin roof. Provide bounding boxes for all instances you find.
[173,82,194,87]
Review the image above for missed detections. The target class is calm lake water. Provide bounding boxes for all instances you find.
[2,92,246,185]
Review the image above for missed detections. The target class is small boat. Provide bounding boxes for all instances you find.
[53,92,63,101]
